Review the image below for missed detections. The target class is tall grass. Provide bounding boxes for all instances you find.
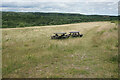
[2,22,118,78]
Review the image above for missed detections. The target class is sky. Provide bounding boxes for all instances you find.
[0,0,119,16]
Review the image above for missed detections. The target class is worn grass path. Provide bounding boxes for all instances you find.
[2,22,118,78]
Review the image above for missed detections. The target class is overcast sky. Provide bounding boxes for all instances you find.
[0,0,119,16]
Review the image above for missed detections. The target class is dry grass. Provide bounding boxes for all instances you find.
[2,22,118,78]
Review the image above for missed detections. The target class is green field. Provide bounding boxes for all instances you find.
[2,22,118,78]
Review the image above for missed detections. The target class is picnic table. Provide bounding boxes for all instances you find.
[69,31,83,37]
[51,32,69,39]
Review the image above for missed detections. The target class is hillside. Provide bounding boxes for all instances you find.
[2,22,118,78]
[2,12,118,28]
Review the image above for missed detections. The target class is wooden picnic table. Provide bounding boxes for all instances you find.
[51,32,69,39]
[69,31,83,37]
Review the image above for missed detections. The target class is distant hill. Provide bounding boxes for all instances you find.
[2,12,118,28]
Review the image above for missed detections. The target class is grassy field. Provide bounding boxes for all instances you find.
[2,22,118,78]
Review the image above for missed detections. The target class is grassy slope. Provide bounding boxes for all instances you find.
[2,22,118,78]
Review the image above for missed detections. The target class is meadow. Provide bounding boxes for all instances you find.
[2,21,118,78]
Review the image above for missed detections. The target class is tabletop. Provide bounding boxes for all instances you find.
[69,31,80,33]
[54,32,66,34]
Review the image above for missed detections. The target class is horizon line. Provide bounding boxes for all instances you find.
[1,11,118,16]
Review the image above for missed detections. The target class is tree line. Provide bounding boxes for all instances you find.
[1,12,118,28]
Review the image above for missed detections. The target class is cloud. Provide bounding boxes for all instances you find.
[1,0,119,2]
[1,1,118,16]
